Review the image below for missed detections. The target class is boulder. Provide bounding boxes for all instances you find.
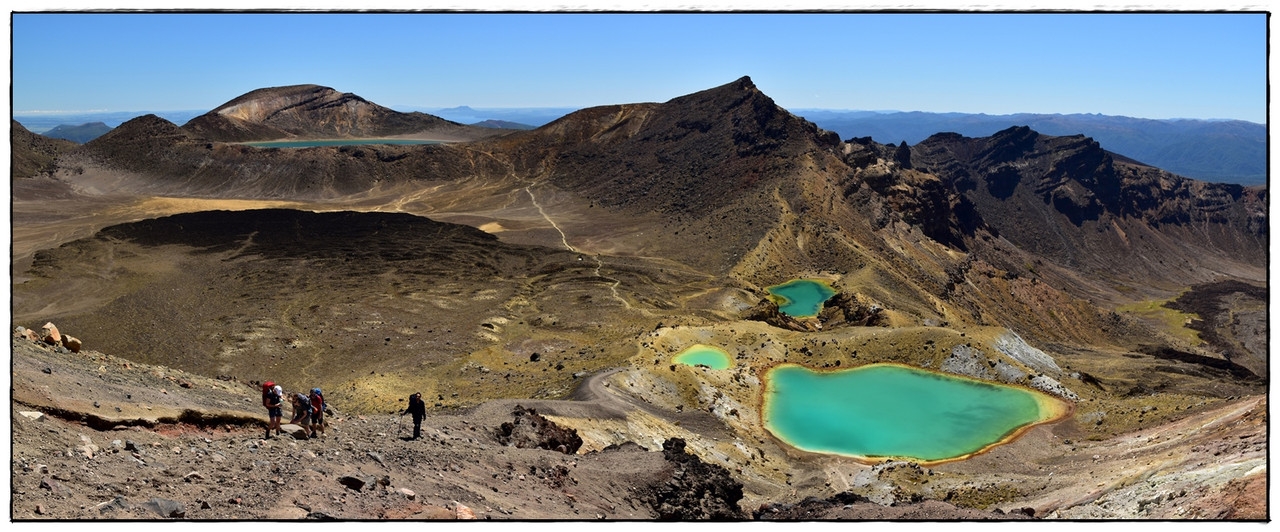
[337,475,377,492]
[279,424,310,439]
[140,497,186,518]
[455,502,476,520]
[397,488,417,500]
[40,477,72,497]
[40,322,61,345]
[63,336,82,353]
[96,496,131,514]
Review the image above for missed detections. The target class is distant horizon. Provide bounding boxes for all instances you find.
[12,13,1267,124]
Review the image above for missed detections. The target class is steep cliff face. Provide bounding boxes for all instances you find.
[906,126,1266,290]
[181,84,494,141]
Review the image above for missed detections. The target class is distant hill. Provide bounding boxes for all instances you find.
[472,119,536,130]
[795,110,1266,185]
[42,121,112,143]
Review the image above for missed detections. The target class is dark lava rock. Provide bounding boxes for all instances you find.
[495,405,583,455]
[40,477,71,497]
[337,475,367,491]
[140,497,186,518]
[754,492,869,519]
[644,438,746,520]
[97,496,131,515]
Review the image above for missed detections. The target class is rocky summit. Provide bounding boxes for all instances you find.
[10,77,1266,521]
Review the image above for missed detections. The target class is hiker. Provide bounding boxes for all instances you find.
[290,392,312,438]
[262,381,283,439]
[308,388,325,439]
[400,392,426,440]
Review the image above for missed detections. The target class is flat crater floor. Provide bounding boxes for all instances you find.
[12,208,715,412]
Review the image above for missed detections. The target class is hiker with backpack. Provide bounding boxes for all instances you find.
[400,392,426,440]
[308,388,326,439]
[262,381,283,439]
[290,392,313,438]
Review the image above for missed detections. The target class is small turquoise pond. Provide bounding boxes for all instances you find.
[672,345,731,370]
[242,139,444,148]
[763,363,1069,463]
[766,279,836,318]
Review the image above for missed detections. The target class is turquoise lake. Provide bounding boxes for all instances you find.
[242,139,444,148]
[763,363,1067,463]
[766,279,837,317]
[672,345,732,370]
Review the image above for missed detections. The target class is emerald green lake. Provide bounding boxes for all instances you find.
[766,279,836,317]
[672,345,731,370]
[763,363,1067,463]
[242,139,444,148]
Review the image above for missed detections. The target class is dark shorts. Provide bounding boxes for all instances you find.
[268,407,282,418]
[311,411,324,425]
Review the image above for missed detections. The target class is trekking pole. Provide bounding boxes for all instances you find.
[396,414,404,437]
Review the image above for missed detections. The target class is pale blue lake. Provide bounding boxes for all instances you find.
[672,344,732,370]
[766,279,836,318]
[762,363,1069,463]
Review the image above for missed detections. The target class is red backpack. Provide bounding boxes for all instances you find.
[310,388,323,415]
[262,381,276,405]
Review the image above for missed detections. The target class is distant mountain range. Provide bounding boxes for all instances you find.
[421,105,581,128]
[793,110,1266,185]
[13,110,205,134]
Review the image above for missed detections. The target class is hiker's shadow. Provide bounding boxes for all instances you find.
[399,435,416,441]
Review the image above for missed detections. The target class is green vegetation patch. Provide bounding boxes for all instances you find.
[1116,296,1202,345]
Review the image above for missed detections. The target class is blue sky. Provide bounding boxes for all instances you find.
[10,11,1268,123]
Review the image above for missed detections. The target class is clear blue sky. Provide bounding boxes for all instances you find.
[10,12,1268,123]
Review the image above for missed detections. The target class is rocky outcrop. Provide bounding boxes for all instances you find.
[643,438,746,520]
[742,289,887,331]
[740,298,815,332]
[991,331,1062,377]
[15,323,82,354]
[494,405,583,454]
[818,291,889,327]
